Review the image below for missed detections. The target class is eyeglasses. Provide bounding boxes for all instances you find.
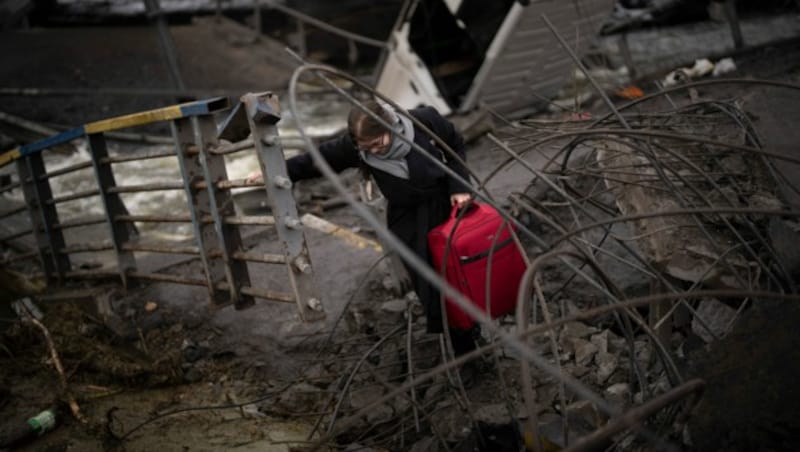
[355,133,390,154]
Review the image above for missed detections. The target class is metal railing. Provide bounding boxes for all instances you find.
[0,92,323,321]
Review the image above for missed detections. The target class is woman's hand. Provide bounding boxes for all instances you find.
[450,192,471,208]
[245,170,264,184]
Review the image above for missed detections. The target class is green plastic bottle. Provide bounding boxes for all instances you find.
[26,409,56,436]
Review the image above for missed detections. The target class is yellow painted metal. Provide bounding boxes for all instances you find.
[84,105,184,134]
[0,148,21,167]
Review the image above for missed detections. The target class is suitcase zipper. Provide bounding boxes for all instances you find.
[459,237,514,264]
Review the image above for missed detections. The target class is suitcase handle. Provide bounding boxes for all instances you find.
[451,201,479,219]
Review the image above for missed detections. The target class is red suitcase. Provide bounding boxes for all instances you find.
[427,202,527,330]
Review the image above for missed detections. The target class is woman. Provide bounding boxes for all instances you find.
[249,100,477,354]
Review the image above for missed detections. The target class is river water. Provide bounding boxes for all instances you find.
[4,95,350,241]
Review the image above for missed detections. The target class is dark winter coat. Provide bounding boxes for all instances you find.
[286,106,470,333]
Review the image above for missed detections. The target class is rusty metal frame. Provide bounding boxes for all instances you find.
[16,153,70,281]
[88,132,139,289]
[241,91,323,321]
[193,113,254,309]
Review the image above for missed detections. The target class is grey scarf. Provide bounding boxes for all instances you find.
[359,108,414,179]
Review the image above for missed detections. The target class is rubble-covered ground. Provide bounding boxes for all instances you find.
[2,11,800,452]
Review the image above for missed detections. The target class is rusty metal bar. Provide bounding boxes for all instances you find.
[232,250,286,264]
[120,242,200,255]
[40,160,93,180]
[243,92,322,321]
[88,132,139,289]
[565,379,706,452]
[106,181,184,193]
[0,204,28,219]
[115,214,192,223]
[194,179,257,190]
[194,113,254,309]
[53,217,107,230]
[100,149,176,164]
[223,215,276,226]
[129,271,206,286]
[17,153,70,280]
[174,116,240,308]
[46,188,100,205]
[0,228,33,242]
[0,179,21,195]
[112,213,276,226]
[4,250,38,263]
[240,285,295,304]
[210,138,254,155]
[64,269,119,280]
[61,241,114,254]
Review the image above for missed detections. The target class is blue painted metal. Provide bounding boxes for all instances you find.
[17,154,70,281]
[0,97,229,169]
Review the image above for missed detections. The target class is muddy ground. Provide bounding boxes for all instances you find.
[2,11,800,452]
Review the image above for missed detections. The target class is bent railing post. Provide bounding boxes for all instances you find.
[241,92,324,321]
[87,132,138,289]
[174,116,233,307]
[17,153,70,282]
[194,113,254,309]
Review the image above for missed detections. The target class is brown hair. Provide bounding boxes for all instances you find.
[348,100,393,142]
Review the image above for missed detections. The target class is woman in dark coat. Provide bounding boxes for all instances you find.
[250,100,476,353]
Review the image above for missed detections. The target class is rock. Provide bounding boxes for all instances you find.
[365,403,394,425]
[574,339,598,366]
[144,301,158,312]
[408,436,437,452]
[423,381,447,403]
[605,383,631,411]
[590,330,610,354]
[566,399,604,430]
[473,403,512,425]
[565,363,591,378]
[349,386,384,411]
[380,298,407,313]
[430,405,472,442]
[276,382,325,412]
[183,367,204,383]
[595,351,618,384]
[634,340,652,370]
[691,298,737,343]
[559,322,599,341]
[182,345,209,363]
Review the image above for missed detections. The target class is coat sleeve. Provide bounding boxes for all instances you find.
[417,107,471,195]
[285,134,361,182]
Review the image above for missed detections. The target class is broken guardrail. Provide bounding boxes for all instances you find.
[0,92,323,321]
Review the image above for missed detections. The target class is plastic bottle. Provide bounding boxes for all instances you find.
[0,408,57,449]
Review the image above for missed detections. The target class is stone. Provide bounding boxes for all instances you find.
[691,298,738,343]
[590,330,610,354]
[595,351,618,384]
[634,340,653,370]
[574,339,598,366]
[349,386,384,411]
[559,322,599,341]
[408,436,437,452]
[473,403,512,425]
[566,399,604,429]
[380,298,408,314]
[365,403,394,425]
[605,383,631,411]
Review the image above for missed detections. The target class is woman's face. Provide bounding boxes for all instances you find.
[356,132,391,155]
